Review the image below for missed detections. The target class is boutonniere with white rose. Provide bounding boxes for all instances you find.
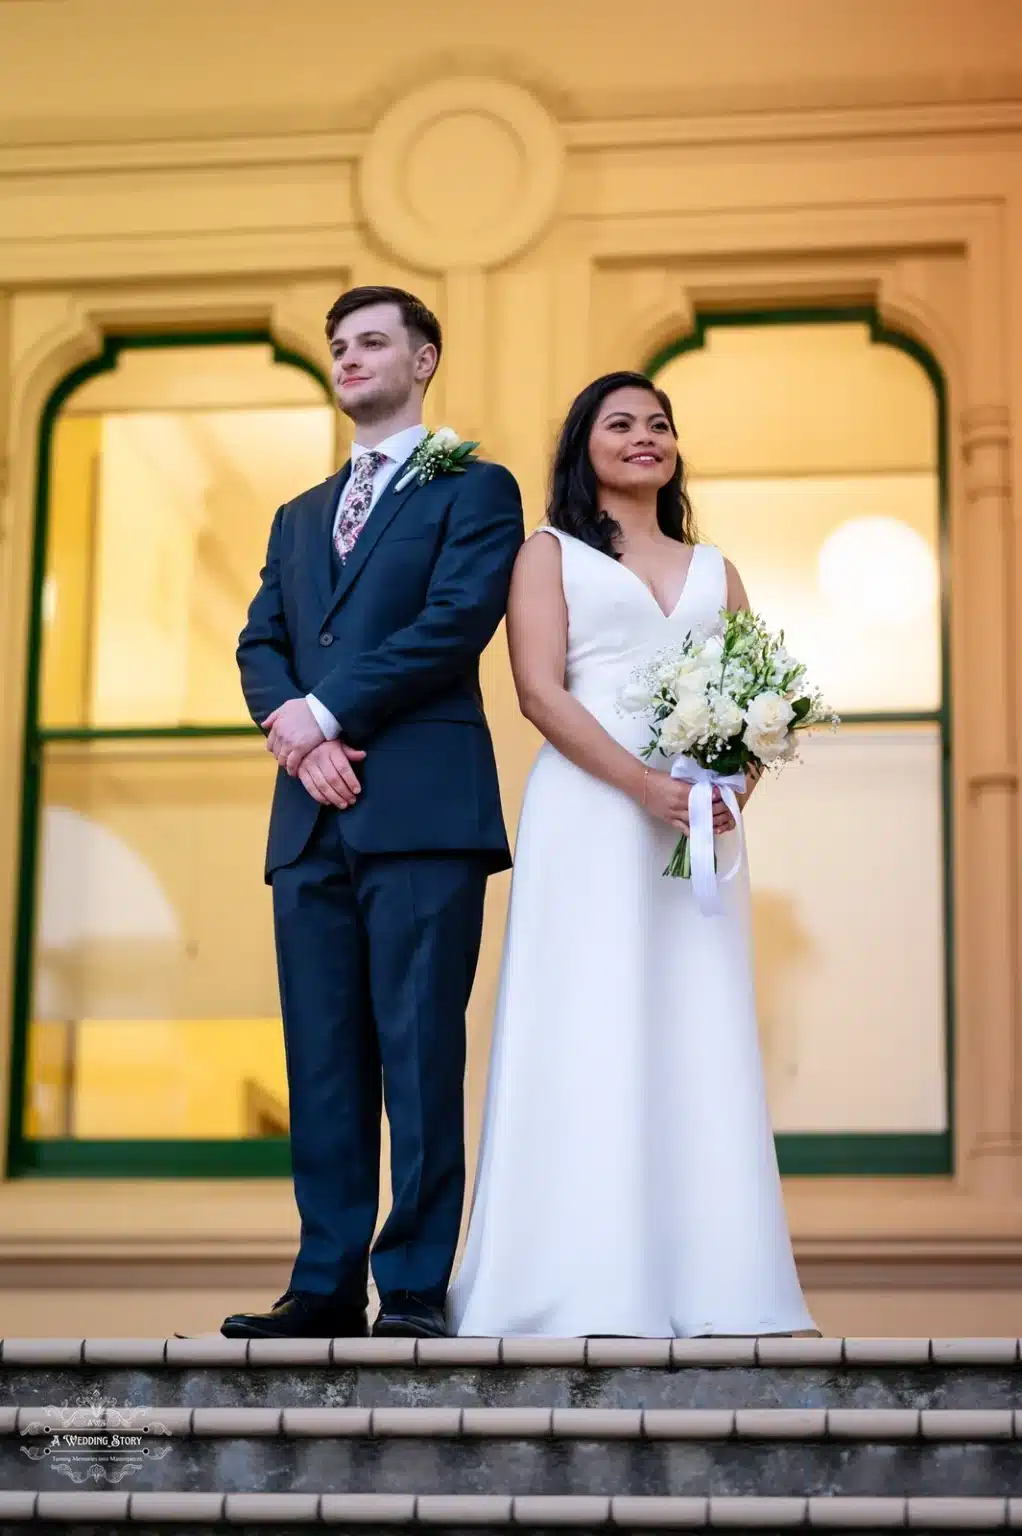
[619,608,838,916]
[395,427,481,491]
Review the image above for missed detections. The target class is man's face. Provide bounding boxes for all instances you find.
[328,302,436,423]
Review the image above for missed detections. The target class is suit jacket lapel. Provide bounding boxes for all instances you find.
[323,463,426,622]
[312,463,350,615]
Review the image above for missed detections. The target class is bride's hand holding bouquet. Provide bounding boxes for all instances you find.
[619,608,837,915]
[640,763,742,840]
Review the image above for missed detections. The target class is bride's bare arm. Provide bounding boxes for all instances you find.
[725,557,750,614]
[506,534,647,801]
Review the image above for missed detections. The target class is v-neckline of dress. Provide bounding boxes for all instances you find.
[614,543,701,621]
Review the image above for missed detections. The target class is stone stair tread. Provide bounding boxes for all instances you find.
[2,1490,1020,1525]
[2,1335,1020,1367]
[7,1404,1021,1439]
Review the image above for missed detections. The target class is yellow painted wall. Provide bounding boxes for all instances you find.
[0,0,1015,135]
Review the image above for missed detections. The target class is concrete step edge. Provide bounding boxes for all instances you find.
[1,1491,1019,1526]
[5,1404,1021,1440]
[1,1335,1019,1368]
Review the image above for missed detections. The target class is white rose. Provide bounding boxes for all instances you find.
[660,692,712,756]
[699,634,725,665]
[744,691,795,736]
[744,725,790,764]
[619,680,654,713]
[710,692,744,739]
[670,658,715,697]
[671,669,713,703]
[429,426,461,450]
[742,691,795,765]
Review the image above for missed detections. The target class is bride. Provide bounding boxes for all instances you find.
[447,372,816,1339]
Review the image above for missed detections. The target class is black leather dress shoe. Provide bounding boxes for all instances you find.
[372,1292,448,1339]
[221,1289,368,1340]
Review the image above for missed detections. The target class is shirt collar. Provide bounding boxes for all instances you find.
[351,423,428,470]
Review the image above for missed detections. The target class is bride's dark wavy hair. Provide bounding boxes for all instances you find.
[547,371,696,557]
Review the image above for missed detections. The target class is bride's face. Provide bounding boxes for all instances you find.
[588,387,677,494]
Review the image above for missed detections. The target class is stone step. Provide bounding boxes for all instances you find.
[1,1421,1017,1498]
[4,1340,1019,1527]
[1,1336,1018,1414]
[4,1336,1019,1367]
[8,1404,1022,1439]
[2,1405,1020,1500]
[2,1488,1022,1529]
[4,1398,1022,1495]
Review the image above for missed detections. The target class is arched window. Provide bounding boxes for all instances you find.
[651,310,950,1176]
[11,334,334,1175]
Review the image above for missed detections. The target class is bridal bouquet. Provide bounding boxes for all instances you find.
[619,610,836,914]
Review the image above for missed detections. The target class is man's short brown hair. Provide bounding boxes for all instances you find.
[324,286,443,378]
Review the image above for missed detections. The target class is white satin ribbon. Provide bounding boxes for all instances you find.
[669,755,747,918]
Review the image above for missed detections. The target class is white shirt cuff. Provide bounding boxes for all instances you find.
[306,693,341,740]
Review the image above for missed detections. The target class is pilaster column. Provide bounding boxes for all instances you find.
[0,291,10,543]
[958,403,1018,1194]
[442,266,487,446]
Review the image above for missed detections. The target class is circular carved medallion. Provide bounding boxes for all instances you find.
[359,77,563,271]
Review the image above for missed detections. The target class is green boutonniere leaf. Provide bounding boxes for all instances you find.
[397,428,483,489]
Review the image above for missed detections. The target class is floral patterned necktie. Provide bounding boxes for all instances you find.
[334,449,389,564]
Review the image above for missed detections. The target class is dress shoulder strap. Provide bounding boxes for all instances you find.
[691,542,728,617]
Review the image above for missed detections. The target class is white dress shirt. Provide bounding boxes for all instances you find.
[306,423,428,740]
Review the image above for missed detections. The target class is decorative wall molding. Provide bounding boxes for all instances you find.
[2,1238,1022,1297]
[4,1179,1022,1254]
[0,130,367,178]
[359,77,563,272]
[1,98,1021,184]
[565,99,1022,151]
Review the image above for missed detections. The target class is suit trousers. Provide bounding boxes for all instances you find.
[271,807,489,1306]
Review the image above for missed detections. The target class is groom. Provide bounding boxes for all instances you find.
[222,286,524,1340]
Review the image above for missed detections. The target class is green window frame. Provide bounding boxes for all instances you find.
[7,330,330,1178]
[647,307,953,1177]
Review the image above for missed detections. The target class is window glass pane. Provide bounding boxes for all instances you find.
[655,321,940,715]
[689,472,940,713]
[746,722,946,1134]
[40,344,333,729]
[24,736,285,1139]
[655,321,936,477]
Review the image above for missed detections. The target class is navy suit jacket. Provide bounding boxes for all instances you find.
[237,456,526,881]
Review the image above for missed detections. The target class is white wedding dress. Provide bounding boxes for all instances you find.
[448,528,815,1338]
